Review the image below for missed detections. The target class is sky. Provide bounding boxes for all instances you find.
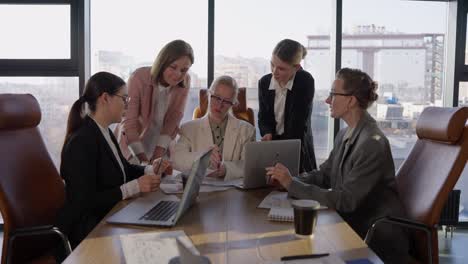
[0,0,450,78]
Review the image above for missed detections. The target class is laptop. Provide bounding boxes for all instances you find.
[234,139,301,189]
[107,149,212,227]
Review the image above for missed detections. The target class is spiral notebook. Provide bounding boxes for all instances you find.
[268,207,294,222]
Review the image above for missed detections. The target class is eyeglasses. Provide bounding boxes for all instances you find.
[114,94,130,104]
[328,92,353,98]
[210,94,234,106]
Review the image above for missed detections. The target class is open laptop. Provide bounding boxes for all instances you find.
[107,149,212,227]
[238,139,301,189]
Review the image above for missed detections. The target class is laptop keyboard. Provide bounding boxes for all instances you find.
[140,200,179,222]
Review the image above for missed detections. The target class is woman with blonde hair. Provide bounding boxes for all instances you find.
[117,40,194,165]
[258,39,316,172]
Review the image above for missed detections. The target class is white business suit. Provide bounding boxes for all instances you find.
[172,114,255,180]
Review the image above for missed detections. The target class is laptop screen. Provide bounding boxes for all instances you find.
[173,149,212,222]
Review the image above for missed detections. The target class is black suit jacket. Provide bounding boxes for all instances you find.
[56,116,144,248]
[258,69,317,172]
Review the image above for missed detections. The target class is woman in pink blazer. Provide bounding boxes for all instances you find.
[117,40,194,164]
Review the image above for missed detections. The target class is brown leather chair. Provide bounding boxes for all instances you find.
[365,106,468,264]
[192,87,255,126]
[0,94,71,263]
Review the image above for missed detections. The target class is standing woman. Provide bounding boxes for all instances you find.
[118,40,194,164]
[258,39,317,172]
[57,72,169,248]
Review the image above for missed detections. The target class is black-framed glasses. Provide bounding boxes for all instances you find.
[114,94,130,104]
[328,92,353,98]
[210,94,234,106]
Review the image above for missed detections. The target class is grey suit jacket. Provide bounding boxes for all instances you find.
[289,111,409,262]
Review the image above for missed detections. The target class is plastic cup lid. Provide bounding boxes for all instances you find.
[291,199,320,209]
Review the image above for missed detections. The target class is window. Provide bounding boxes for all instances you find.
[460,82,468,106]
[215,0,332,163]
[0,77,79,168]
[91,0,208,124]
[0,5,70,59]
[343,0,448,168]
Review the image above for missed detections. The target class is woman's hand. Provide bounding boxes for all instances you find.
[137,153,149,164]
[209,145,222,169]
[152,158,171,175]
[261,134,273,141]
[207,164,226,178]
[137,174,161,193]
[151,146,166,161]
[265,163,293,190]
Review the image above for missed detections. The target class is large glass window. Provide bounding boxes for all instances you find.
[215,0,332,163]
[0,5,70,59]
[91,0,208,124]
[0,77,79,168]
[342,0,448,168]
[460,82,468,106]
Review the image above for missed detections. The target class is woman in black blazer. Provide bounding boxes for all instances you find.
[258,39,317,172]
[56,72,169,249]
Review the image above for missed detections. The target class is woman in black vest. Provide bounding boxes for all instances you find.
[258,39,316,172]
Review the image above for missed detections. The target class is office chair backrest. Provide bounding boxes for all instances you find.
[0,94,66,263]
[396,106,468,263]
[192,88,255,126]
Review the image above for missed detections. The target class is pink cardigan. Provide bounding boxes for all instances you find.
[116,67,189,160]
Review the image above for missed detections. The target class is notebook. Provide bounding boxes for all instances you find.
[268,207,294,222]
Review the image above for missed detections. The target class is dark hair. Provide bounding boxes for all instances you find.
[272,39,307,65]
[151,40,194,85]
[63,71,125,146]
[336,68,379,109]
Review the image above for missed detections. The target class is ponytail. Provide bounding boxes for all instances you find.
[63,97,86,147]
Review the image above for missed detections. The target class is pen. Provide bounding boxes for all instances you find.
[280,253,329,261]
[153,148,167,175]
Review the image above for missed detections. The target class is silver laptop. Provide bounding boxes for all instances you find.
[238,139,301,189]
[107,149,212,227]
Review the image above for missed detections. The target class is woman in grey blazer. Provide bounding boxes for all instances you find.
[266,68,410,263]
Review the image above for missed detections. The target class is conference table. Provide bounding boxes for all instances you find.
[63,188,383,263]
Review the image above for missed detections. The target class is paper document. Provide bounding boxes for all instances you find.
[120,230,198,264]
[259,191,328,210]
[258,191,293,209]
[270,254,345,264]
[160,183,232,194]
[202,178,242,187]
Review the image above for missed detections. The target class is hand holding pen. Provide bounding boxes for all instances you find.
[152,157,170,176]
[208,145,225,178]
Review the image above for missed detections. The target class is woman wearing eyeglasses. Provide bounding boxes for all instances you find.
[172,75,255,180]
[57,72,169,249]
[116,40,194,165]
[266,68,410,263]
[258,39,316,173]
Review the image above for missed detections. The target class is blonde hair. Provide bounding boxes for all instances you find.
[209,75,239,104]
[272,39,307,65]
[150,40,194,85]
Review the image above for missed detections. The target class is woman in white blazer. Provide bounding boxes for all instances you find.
[172,75,255,180]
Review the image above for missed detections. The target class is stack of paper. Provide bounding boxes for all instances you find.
[120,230,198,264]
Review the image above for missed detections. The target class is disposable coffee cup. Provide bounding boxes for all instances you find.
[291,200,320,237]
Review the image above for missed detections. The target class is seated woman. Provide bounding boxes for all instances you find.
[57,72,169,248]
[266,68,409,263]
[172,75,255,180]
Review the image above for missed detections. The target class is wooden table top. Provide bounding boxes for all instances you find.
[63,188,382,263]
